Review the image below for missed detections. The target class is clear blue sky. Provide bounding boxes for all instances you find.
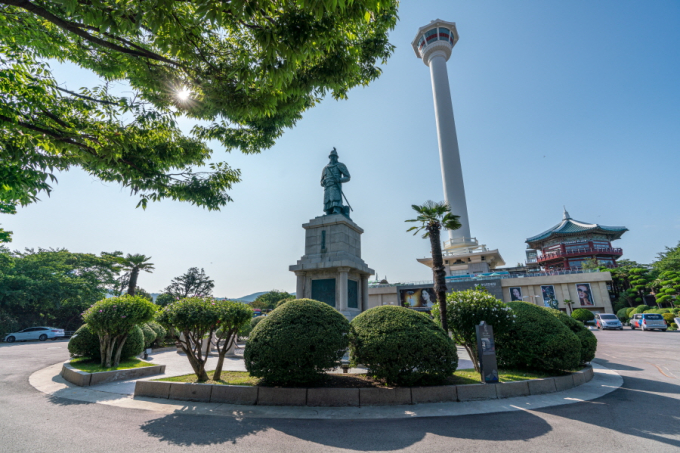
[5,1,680,298]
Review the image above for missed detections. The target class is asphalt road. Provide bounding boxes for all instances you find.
[1,330,679,453]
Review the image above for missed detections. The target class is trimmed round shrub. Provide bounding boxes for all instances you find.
[244,299,349,386]
[349,306,458,386]
[496,302,581,372]
[146,321,167,345]
[662,313,675,324]
[140,323,157,347]
[546,308,597,365]
[571,308,595,323]
[616,307,630,323]
[68,324,144,360]
[250,316,264,329]
[634,305,649,314]
[625,307,636,318]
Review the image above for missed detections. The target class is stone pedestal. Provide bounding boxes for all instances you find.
[290,214,374,320]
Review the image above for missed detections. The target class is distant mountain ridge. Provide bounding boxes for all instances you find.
[148,291,290,303]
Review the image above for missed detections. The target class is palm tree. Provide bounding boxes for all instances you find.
[120,254,155,296]
[406,201,461,333]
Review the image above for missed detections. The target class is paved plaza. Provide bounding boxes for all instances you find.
[1,330,679,452]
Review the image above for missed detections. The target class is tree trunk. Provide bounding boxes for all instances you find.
[429,227,448,333]
[112,334,128,367]
[214,330,237,381]
[127,268,139,296]
[99,334,109,367]
[104,339,115,368]
[464,344,481,374]
[178,330,210,381]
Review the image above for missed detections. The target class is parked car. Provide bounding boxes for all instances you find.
[595,313,623,330]
[3,327,65,343]
[630,313,667,332]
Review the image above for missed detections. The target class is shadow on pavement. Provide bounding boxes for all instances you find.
[536,376,680,450]
[593,358,643,371]
[139,407,552,449]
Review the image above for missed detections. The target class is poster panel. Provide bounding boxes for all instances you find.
[509,287,523,301]
[576,283,594,306]
[541,285,558,309]
[398,287,436,310]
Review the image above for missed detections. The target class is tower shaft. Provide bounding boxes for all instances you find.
[428,53,471,242]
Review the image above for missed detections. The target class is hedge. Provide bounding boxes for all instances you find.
[571,308,595,323]
[349,306,458,386]
[140,323,157,348]
[496,302,581,372]
[244,299,349,386]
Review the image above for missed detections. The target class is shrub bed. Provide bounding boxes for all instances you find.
[496,302,580,372]
[244,299,349,386]
[349,305,458,386]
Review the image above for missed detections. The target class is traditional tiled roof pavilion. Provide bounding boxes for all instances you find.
[526,208,628,270]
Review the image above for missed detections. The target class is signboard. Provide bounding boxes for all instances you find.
[475,322,499,384]
[447,278,504,300]
[398,287,436,311]
[541,285,558,309]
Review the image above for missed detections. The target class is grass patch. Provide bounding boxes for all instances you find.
[156,371,260,386]
[70,357,154,373]
[153,368,565,388]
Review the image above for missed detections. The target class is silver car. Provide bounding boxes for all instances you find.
[3,327,65,343]
[630,313,667,331]
[595,313,623,330]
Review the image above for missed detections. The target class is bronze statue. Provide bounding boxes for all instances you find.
[321,148,351,216]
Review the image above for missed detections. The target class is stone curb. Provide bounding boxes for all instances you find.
[133,365,594,407]
[61,361,165,387]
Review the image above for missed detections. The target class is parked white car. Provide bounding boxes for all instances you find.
[4,327,65,343]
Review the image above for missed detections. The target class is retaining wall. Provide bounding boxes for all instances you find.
[61,361,166,387]
[134,366,594,407]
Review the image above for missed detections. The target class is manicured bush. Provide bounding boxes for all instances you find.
[634,305,649,314]
[82,295,157,367]
[68,324,144,361]
[616,307,630,323]
[496,302,581,372]
[251,316,264,329]
[213,300,252,380]
[245,299,350,386]
[670,323,678,331]
[625,307,636,318]
[546,308,597,365]
[157,297,222,381]
[431,289,514,373]
[571,308,595,324]
[662,313,675,324]
[146,321,167,346]
[349,305,458,386]
[140,323,157,348]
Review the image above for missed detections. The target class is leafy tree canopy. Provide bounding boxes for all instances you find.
[250,290,293,310]
[164,266,214,299]
[0,0,399,212]
[0,246,119,330]
[654,242,680,273]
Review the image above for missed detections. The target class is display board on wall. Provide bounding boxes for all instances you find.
[541,285,558,309]
[509,287,523,301]
[576,283,594,306]
[397,278,504,310]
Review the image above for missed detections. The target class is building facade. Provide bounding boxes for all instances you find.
[526,209,628,270]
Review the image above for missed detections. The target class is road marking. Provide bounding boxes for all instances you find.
[649,363,676,379]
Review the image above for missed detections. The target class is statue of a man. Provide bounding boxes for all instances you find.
[321,148,351,216]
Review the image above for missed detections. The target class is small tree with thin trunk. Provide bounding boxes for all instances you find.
[82,295,157,367]
[213,301,253,381]
[157,297,220,381]
[406,201,462,333]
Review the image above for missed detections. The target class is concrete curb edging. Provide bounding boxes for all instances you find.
[61,361,166,387]
[134,365,595,407]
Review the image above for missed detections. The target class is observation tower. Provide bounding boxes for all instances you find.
[413,20,505,276]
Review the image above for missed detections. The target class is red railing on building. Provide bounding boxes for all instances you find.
[537,247,623,263]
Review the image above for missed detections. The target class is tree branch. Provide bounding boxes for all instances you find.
[1,0,179,66]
